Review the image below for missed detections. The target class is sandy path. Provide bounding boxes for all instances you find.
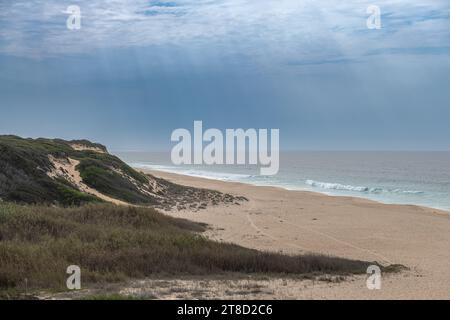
[140,169,450,299]
[48,156,129,206]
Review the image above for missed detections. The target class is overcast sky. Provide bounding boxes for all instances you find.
[1,0,450,151]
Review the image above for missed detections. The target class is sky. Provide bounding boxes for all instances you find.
[1,0,450,151]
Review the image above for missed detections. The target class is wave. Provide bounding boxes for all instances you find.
[131,163,425,195]
[390,189,424,195]
[305,179,424,195]
[131,163,252,181]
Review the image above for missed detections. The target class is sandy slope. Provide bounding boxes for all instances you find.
[140,169,450,299]
[47,156,129,205]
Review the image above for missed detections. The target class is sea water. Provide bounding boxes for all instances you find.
[115,151,450,212]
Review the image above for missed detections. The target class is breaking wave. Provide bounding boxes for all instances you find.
[305,179,424,195]
[131,163,252,181]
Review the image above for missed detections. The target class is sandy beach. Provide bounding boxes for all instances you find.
[138,169,450,299]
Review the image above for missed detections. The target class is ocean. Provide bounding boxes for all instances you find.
[115,151,450,212]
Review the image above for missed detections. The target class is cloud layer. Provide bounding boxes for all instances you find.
[1,0,449,64]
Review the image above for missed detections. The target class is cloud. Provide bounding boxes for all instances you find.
[0,0,449,66]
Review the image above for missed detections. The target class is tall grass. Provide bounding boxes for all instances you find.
[0,203,376,297]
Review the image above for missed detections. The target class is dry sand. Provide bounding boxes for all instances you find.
[139,169,450,300]
[47,156,128,206]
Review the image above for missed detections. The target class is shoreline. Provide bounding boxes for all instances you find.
[138,168,450,299]
[133,165,450,214]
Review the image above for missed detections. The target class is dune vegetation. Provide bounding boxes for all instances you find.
[0,203,380,298]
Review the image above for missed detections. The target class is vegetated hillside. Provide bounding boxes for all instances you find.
[0,135,242,208]
[0,203,388,297]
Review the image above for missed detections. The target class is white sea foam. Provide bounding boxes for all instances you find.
[305,179,423,195]
[120,151,450,212]
[132,163,425,195]
[131,163,252,181]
